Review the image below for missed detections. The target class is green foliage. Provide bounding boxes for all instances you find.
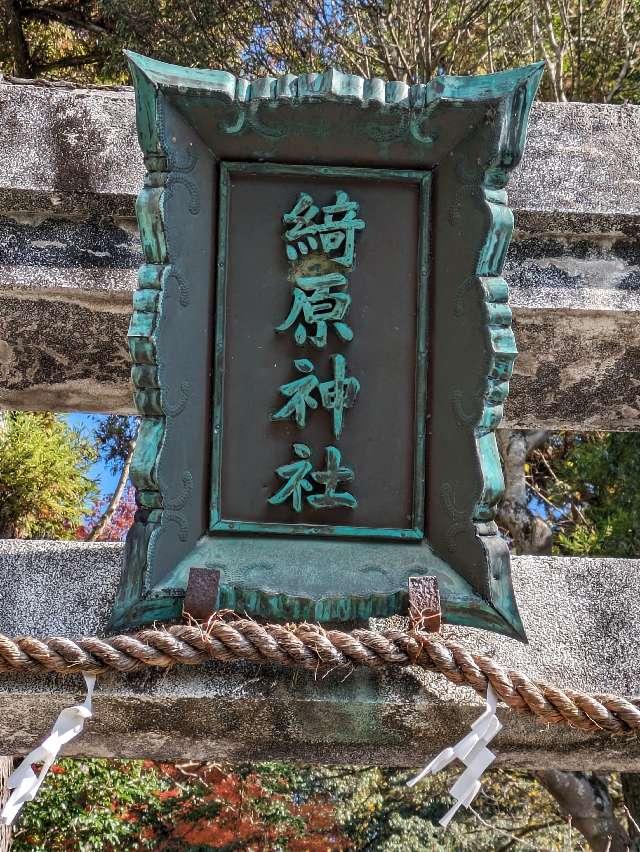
[0,412,97,539]
[14,760,579,850]
[2,0,640,103]
[11,759,173,851]
[93,414,138,474]
[548,433,640,557]
[298,766,572,850]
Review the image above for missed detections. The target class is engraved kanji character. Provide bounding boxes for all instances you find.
[283,190,365,267]
[270,358,319,429]
[271,355,360,437]
[268,443,313,512]
[307,445,357,509]
[319,354,360,439]
[276,272,353,348]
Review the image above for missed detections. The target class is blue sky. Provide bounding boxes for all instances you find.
[65,412,120,497]
[64,412,556,530]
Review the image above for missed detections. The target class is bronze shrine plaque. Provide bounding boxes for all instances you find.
[211,164,429,538]
[114,52,543,636]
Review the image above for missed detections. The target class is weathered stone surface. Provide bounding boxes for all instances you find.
[0,80,637,771]
[2,285,638,427]
[0,540,638,768]
[1,82,639,426]
[508,307,640,430]
[0,214,140,291]
[506,236,640,312]
[3,81,640,222]
[0,81,139,218]
[0,290,133,413]
[510,101,640,229]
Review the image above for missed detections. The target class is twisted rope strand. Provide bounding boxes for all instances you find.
[0,619,638,735]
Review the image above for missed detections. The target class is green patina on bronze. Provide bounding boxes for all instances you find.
[209,161,429,542]
[268,443,357,513]
[271,354,360,438]
[112,51,543,637]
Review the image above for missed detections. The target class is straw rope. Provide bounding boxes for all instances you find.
[0,616,638,735]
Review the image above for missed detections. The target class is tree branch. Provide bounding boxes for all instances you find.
[36,53,101,71]
[0,756,13,852]
[622,772,640,844]
[4,0,33,77]
[496,429,553,555]
[87,439,135,542]
[535,770,630,852]
[20,4,111,35]
[525,429,552,454]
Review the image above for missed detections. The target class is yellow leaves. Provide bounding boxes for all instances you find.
[0,412,98,539]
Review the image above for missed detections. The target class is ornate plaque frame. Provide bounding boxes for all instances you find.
[112,52,543,638]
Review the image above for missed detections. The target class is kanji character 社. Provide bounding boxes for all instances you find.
[267,443,314,512]
[307,445,357,509]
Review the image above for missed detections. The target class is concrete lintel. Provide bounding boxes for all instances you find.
[2,88,640,427]
[2,289,639,428]
[0,541,638,769]
[2,82,640,225]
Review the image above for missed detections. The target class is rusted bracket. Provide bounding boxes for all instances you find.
[408,575,441,633]
[183,566,220,621]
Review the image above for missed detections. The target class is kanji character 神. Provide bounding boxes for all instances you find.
[271,355,359,439]
[270,358,319,429]
[319,354,360,439]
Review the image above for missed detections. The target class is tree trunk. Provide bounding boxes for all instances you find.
[0,756,13,852]
[3,0,33,77]
[498,438,629,850]
[87,440,135,541]
[622,772,640,847]
[496,429,553,555]
[536,770,630,852]
[0,521,18,540]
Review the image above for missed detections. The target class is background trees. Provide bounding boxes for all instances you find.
[2,0,640,103]
[1,0,640,847]
[0,411,96,539]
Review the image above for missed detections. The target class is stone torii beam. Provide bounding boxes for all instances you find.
[0,540,639,768]
[1,79,639,429]
[0,78,639,767]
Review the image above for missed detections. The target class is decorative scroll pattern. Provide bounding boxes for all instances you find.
[123,76,200,615]
[115,51,544,633]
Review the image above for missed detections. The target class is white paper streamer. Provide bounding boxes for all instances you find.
[0,673,96,826]
[407,684,501,827]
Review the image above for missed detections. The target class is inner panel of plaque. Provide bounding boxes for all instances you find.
[210,163,429,539]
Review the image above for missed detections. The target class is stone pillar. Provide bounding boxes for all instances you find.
[0,756,12,852]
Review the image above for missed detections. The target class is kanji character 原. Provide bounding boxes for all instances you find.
[276,272,353,348]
